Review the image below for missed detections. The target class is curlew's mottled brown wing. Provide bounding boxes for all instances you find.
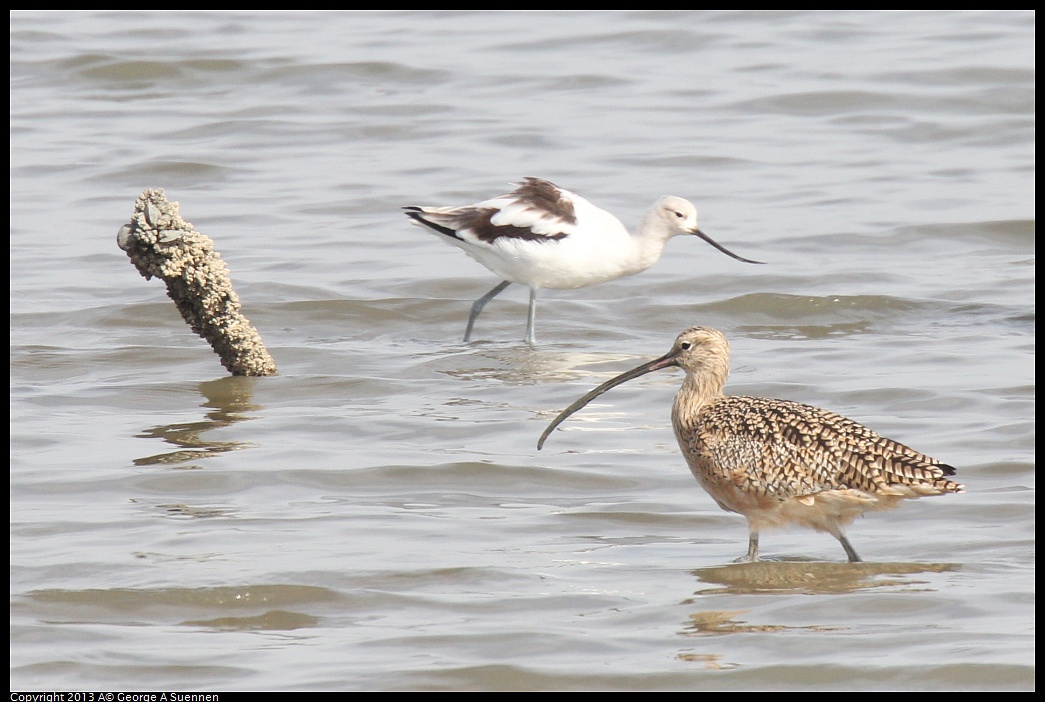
[676,395,962,501]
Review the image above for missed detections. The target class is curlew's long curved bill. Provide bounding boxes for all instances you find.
[537,350,681,450]
[692,228,764,265]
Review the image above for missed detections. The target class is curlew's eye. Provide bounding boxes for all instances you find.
[679,341,692,350]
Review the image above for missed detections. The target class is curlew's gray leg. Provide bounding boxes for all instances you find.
[524,288,538,346]
[737,531,760,563]
[464,280,511,342]
[836,533,862,563]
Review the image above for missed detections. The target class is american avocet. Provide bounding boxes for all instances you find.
[404,177,762,345]
[538,327,963,562]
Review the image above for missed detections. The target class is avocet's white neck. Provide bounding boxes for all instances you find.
[627,200,691,272]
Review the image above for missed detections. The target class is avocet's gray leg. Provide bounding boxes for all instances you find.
[464,280,511,342]
[524,288,538,346]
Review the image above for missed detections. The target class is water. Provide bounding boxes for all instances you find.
[10,10,1034,691]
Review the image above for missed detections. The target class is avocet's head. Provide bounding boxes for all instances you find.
[655,196,701,234]
[652,196,764,265]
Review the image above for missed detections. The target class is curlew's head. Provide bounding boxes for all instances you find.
[666,326,731,380]
[648,197,764,265]
[537,326,732,450]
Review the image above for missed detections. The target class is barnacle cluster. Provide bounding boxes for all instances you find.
[118,189,277,377]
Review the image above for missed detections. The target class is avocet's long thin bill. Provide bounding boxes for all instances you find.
[693,228,764,265]
[537,351,680,450]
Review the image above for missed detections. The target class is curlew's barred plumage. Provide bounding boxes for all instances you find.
[538,326,963,562]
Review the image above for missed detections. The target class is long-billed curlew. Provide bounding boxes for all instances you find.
[537,326,963,562]
[404,178,762,346]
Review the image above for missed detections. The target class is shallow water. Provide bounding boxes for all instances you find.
[10,10,1034,691]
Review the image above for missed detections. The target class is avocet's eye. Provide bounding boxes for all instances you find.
[673,210,685,219]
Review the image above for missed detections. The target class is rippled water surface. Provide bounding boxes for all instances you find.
[10,10,1034,691]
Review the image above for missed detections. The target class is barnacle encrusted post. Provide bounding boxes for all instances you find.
[117,189,277,377]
